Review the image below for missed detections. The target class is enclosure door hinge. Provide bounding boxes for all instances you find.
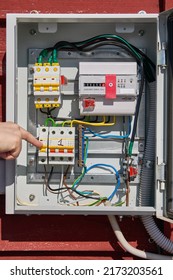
[157,42,167,69]
[156,163,166,190]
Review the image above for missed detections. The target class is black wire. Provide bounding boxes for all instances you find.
[40,108,49,115]
[41,36,155,82]
[105,116,111,123]
[76,36,155,69]
[130,61,145,145]
[48,107,56,114]
[40,108,56,118]
[53,40,155,82]
[52,116,86,121]
[46,166,101,200]
[53,41,82,53]
[53,36,155,66]
[46,184,101,200]
[87,116,99,122]
[47,166,54,183]
[78,40,155,82]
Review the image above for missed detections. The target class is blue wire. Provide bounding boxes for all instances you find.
[86,163,121,201]
[72,136,121,200]
[86,116,131,139]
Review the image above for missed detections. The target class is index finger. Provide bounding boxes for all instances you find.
[20,127,43,148]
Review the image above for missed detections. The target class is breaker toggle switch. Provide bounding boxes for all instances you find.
[83,98,95,111]
[105,74,116,99]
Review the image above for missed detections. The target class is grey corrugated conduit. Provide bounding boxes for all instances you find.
[139,81,173,254]
[108,81,173,259]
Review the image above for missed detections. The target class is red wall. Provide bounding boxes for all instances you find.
[0,0,173,260]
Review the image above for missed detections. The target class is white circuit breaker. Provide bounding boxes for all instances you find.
[38,126,75,165]
[33,63,61,108]
[4,11,173,226]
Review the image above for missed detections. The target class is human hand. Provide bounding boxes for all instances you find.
[0,122,43,160]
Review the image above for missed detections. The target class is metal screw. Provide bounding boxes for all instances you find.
[138,30,145,36]
[30,67,34,74]
[138,142,144,152]
[29,194,35,202]
[30,29,37,36]
[28,158,34,166]
[145,160,154,169]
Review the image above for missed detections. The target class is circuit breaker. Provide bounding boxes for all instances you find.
[38,126,75,165]
[5,12,173,224]
[33,63,61,108]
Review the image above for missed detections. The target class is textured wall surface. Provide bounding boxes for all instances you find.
[0,0,173,260]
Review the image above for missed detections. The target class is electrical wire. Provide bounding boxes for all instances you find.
[62,116,116,127]
[46,184,102,200]
[42,136,121,203]
[86,164,121,201]
[86,116,131,139]
[128,61,145,156]
[40,108,56,117]
[44,117,56,127]
[16,197,38,207]
[57,166,65,204]
[63,165,79,203]
[44,164,102,201]
[38,34,155,82]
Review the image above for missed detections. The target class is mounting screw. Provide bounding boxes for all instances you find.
[145,160,153,169]
[29,194,35,202]
[30,67,34,74]
[138,141,144,152]
[30,29,37,36]
[138,30,145,36]
[28,157,34,166]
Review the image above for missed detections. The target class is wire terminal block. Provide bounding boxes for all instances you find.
[78,125,85,167]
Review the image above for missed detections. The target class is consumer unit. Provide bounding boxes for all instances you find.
[4,12,173,223]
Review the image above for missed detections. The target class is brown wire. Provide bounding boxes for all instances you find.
[63,166,79,205]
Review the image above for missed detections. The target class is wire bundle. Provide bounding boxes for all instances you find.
[38,34,155,83]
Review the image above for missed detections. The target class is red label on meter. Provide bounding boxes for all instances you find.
[105,74,116,99]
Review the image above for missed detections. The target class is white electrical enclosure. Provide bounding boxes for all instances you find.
[5,12,173,222]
